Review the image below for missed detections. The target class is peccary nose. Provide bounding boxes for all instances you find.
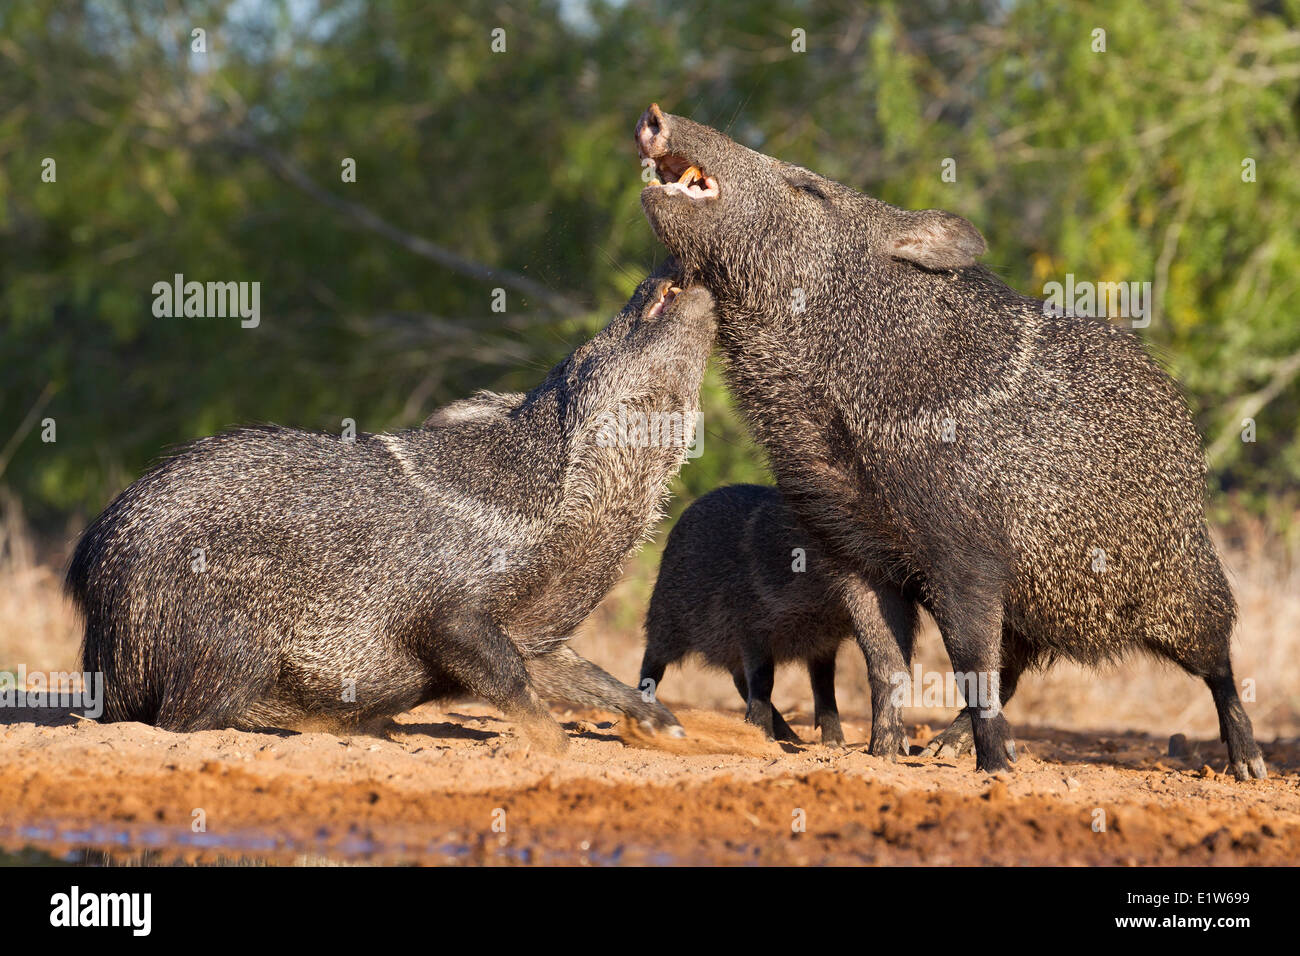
[636,103,669,159]
[673,286,717,330]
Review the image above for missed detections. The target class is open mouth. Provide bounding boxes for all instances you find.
[643,153,720,201]
[636,103,720,201]
[646,284,683,318]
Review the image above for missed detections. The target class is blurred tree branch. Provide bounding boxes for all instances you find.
[0,382,57,482]
[1208,349,1300,467]
[225,130,588,316]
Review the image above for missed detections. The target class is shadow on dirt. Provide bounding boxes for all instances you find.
[0,706,81,727]
[385,719,498,743]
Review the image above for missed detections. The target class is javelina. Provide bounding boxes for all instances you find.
[634,103,1266,779]
[639,484,916,745]
[67,267,715,753]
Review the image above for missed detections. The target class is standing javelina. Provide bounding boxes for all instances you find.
[634,103,1266,779]
[67,269,715,753]
[640,484,916,746]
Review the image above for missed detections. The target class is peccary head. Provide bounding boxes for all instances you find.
[635,103,986,310]
[549,261,716,427]
[426,262,715,439]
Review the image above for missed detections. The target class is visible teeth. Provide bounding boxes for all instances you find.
[642,156,718,199]
[648,286,678,318]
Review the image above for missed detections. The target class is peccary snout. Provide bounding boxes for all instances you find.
[635,103,670,162]
[67,263,714,752]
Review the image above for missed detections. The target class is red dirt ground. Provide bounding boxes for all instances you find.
[1,703,1297,865]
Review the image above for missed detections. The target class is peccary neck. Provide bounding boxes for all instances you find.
[715,262,1040,437]
[487,384,694,647]
[513,381,680,533]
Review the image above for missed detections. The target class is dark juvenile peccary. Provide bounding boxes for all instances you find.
[640,484,915,746]
[634,103,1266,779]
[67,267,715,752]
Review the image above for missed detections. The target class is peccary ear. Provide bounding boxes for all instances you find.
[887,209,986,270]
[423,390,523,427]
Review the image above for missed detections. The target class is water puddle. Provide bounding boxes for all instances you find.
[0,821,690,866]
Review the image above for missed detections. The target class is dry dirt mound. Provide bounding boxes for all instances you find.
[1,702,1297,865]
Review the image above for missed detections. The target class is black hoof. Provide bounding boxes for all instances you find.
[972,712,1017,773]
[744,704,776,740]
[975,750,1012,773]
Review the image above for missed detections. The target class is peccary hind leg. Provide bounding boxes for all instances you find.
[1205,671,1268,780]
[527,645,683,734]
[807,654,844,746]
[1153,634,1267,780]
[434,615,568,754]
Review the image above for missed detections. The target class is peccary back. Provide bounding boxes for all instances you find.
[644,484,853,675]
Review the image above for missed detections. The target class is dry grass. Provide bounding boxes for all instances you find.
[0,495,80,675]
[3,498,1296,742]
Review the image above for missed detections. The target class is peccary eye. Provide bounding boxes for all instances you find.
[788,178,829,202]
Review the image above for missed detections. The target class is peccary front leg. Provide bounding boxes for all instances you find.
[923,711,974,759]
[638,646,678,711]
[769,706,802,743]
[923,625,1031,759]
[433,615,568,754]
[732,665,802,743]
[807,654,844,746]
[930,586,1017,773]
[526,645,683,735]
[922,671,1020,759]
[844,580,916,758]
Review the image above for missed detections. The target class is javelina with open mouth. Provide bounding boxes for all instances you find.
[67,265,715,753]
[640,484,916,747]
[635,103,1265,779]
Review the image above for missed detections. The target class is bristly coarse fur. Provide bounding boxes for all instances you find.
[67,265,715,751]
[641,483,916,747]
[635,104,1265,778]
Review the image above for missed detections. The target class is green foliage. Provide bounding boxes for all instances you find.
[2,0,1298,527]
